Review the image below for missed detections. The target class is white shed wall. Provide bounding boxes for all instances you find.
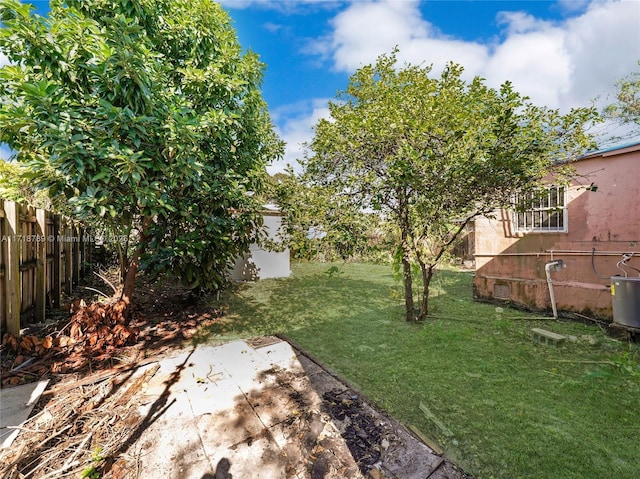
[230,213,291,281]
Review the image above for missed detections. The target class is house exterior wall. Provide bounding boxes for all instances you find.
[473,143,640,320]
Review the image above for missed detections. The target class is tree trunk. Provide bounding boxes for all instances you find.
[417,261,434,320]
[117,242,127,283]
[120,253,140,311]
[414,219,473,321]
[398,188,415,322]
[402,249,415,321]
[120,216,151,319]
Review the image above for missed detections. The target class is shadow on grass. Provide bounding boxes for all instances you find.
[202,264,473,341]
[200,263,640,479]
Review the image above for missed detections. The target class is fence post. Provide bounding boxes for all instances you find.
[5,201,21,335]
[73,223,80,286]
[51,214,61,308]
[64,222,72,294]
[79,226,87,279]
[0,200,4,331]
[36,208,46,323]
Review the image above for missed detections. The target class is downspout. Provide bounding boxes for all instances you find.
[545,260,564,319]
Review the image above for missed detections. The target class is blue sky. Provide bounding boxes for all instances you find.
[2,0,640,173]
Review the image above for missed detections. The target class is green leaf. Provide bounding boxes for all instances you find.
[92,170,110,181]
[20,82,46,97]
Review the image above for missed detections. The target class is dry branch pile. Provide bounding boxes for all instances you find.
[1,362,161,478]
[2,279,221,387]
[0,277,222,477]
[2,301,139,387]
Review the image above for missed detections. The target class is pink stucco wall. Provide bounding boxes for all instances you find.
[473,143,640,320]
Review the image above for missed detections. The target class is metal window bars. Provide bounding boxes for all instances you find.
[513,186,566,232]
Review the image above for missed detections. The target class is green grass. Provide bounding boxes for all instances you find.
[205,262,640,479]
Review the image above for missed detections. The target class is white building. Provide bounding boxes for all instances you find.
[230,206,291,281]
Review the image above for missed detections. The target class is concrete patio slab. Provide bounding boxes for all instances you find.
[121,337,469,479]
[0,379,49,449]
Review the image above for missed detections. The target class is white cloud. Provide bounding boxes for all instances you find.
[483,26,572,107]
[399,38,489,80]
[557,0,591,14]
[312,0,489,82]
[268,99,331,175]
[486,0,640,110]
[495,11,554,35]
[327,0,431,71]
[263,21,284,34]
[310,0,640,113]
[270,0,640,173]
[560,0,640,110]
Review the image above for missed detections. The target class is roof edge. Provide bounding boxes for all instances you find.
[579,140,640,160]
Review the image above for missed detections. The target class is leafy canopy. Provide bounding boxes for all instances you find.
[605,61,640,134]
[304,51,598,320]
[0,0,283,290]
[269,170,376,262]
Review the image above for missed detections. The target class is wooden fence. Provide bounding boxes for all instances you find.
[0,199,90,335]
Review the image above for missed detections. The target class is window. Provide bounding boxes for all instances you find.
[512,186,567,233]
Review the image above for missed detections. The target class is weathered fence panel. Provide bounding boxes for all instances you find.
[0,199,89,335]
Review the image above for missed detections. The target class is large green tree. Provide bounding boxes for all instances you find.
[304,51,598,321]
[0,0,283,311]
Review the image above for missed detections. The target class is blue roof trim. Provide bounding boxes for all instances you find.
[581,140,640,158]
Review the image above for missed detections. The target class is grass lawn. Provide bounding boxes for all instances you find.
[205,262,640,479]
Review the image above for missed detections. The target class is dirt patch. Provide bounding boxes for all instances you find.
[323,389,386,472]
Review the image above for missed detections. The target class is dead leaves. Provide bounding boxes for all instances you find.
[3,333,18,351]
[1,301,139,386]
[17,335,55,354]
[63,298,87,314]
[3,333,55,357]
[65,301,139,360]
[2,288,222,388]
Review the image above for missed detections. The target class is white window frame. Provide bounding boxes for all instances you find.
[512,186,568,233]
